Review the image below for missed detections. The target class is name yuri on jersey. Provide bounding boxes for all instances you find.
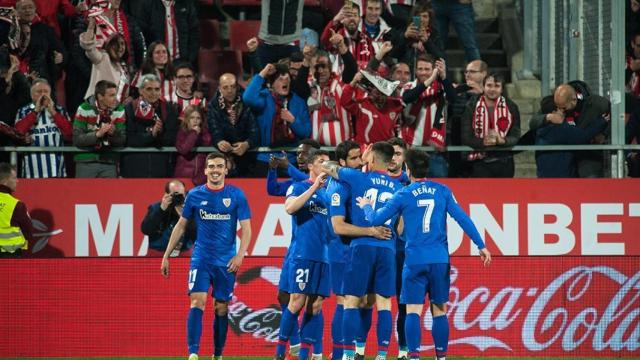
[199,209,232,220]
[370,177,397,189]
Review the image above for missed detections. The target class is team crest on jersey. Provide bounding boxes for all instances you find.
[390,112,397,120]
[331,193,340,206]
[223,198,231,207]
[298,282,306,291]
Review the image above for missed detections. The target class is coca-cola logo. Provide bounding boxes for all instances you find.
[418,265,640,353]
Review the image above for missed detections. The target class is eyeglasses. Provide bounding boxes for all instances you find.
[464,69,481,74]
[177,75,194,80]
[315,63,329,69]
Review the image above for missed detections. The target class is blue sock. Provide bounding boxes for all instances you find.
[332,304,344,359]
[405,313,421,360]
[276,307,297,357]
[342,308,359,358]
[313,310,323,355]
[187,307,203,355]
[356,307,373,345]
[432,315,449,359]
[397,304,407,351]
[376,310,392,357]
[291,311,301,347]
[300,312,323,360]
[214,312,228,356]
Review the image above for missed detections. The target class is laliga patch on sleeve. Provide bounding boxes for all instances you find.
[286,185,294,196]
[331,193,341,206]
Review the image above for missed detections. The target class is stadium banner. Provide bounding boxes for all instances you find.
[0,257,637,357]
[16,178,640,257]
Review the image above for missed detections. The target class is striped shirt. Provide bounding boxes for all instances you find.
[308,77,351,146]
[162,0,180,61]
[14,104,72,178]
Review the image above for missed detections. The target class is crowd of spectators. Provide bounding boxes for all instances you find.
[0,0,625,180]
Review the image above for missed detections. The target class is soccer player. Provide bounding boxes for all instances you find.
[356,149,491,360]
[322,142,402,360]
[161,152,252,360]
[275,149,332,360]
[327,140,393,360]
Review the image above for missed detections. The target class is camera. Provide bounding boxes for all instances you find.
[170,192,185,207]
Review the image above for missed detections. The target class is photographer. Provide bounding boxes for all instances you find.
[141,179,195,256]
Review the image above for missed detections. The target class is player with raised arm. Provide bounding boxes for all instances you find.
[322,141,402,360]
[356,149,491,360]
[161,152,252,360]
[275,149,331,360]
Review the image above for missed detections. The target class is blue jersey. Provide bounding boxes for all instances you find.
[182,184,251,266]
[338,168,401,250]
[326,177,350,263]
[266,164,308,196]
[286,180,330,263]
[389,171,410,252]
[363,180,485,265]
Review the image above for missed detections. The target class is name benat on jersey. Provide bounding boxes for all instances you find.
[199,209,232,220]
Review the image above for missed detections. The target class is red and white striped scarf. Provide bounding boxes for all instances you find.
[468,95,513,161]
[401,79,446,147]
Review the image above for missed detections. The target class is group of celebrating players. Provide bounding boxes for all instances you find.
[161,138,491,360]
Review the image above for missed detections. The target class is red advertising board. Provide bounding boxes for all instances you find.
[15,179,640,257]
[0,257,637,357]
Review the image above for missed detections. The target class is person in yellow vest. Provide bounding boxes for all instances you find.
[0,163,33,257]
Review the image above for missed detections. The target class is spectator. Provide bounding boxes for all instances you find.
[626,32,640,114]
[14,78,72,178]
[266,140,318,196]
[341,70,403,145]
[174,105,211,185]
[79,17,130,103]
[385,0,414,27]
[132,42,175,102]
[529,81,610,177]
[321,2,372,72]
[121,73,178,178]
[73,80,126,178]
[626,112,640,177]
[141,179,195,257]
[84,0,145,69]
[286,50,312,101]
[257,0,304,66]
[131,0,199,65]
[447,59,487,177]
[390,62,411,87]
[32,0,84,38]
[208,73,259,178]
[627,0,640,46]
[171,62,206,118]
[461,72,520,177]
[392,2,445,73]
[308,43,353,146]
[535,112,609,178]
[0,163,32,257]
[0,0,66,86]
[400,55,456,177]
[432,0,480,62]
[0,51,30,127]
[243,63,311,175]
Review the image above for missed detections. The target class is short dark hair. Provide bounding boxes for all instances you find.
[206,152,227,164]
[289,51,304,63]
[335,140,360,161]
[387,137,407,150]
[416,54,436,66]
[95,80,117,97]
[174,62,195,74]
[371,141,394,164]
[300,139,321,149]
[0,163,15,181]
[483,72,506,87]
[307,149,331,164]
[404,149,429,178]
[164,179,185,194]
[268,63,291,85]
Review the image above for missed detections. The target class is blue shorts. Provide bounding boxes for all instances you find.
[343,245,396,297]
[289,259,331,297]
[188,262,236,301]
[400,263,450,305]
[395,251,405,295]
[278,258,292,293]
[330,261,345,295]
